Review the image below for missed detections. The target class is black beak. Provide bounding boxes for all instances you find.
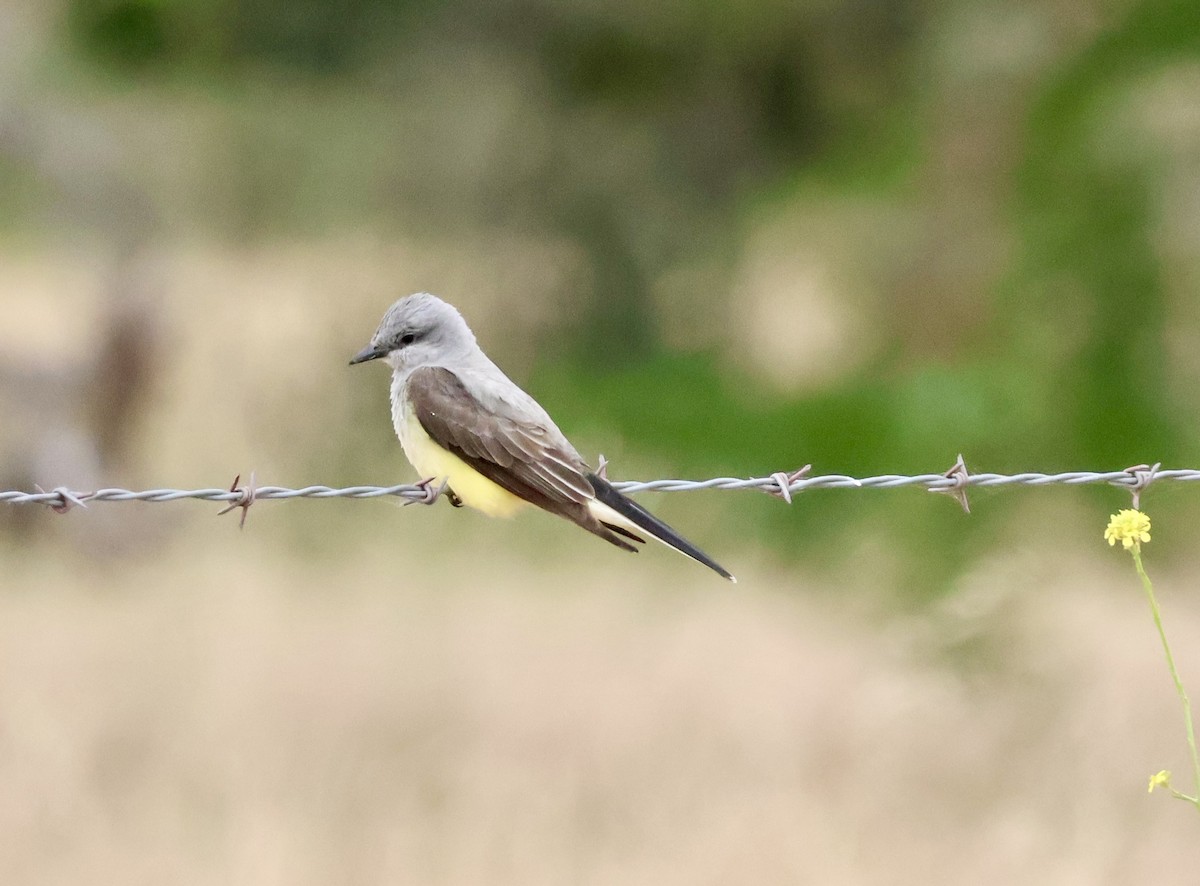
[349,344,388,366]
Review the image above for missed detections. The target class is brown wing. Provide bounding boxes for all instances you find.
[406,365,596,509]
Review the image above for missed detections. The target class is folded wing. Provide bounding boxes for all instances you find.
[407,365,598,513]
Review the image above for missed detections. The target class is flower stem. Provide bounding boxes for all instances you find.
[1132,546,1200,811]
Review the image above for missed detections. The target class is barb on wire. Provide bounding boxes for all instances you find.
[931,454,972,514]
[765,465,812,505]
[32,484,90,514]
[217,472,257,529]
[4,467,1200,518]
[1124,462,1162,510]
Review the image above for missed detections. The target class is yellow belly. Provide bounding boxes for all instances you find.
[398,408,528,518]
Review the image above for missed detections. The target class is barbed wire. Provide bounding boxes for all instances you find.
[0,460,1182,521]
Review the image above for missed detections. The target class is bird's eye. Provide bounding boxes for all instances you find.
[399,332,416,346]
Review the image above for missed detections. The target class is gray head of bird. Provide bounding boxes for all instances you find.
[349,292,478,372]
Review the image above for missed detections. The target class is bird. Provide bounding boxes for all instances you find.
[350,292,734,581]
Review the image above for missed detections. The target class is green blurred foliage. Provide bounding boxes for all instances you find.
[1011,0,1200,468]
[67,0,421,71]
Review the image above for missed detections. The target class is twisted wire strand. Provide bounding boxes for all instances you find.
[1,467,1193,511]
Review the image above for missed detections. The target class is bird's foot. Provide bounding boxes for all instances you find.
[405,476,449,506]
[446,488,464,508]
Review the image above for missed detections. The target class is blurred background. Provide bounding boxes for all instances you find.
[3,0,1200,882]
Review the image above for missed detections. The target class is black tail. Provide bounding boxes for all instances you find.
[587,473,735,582]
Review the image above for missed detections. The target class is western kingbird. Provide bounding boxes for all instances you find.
[350,292,734,581]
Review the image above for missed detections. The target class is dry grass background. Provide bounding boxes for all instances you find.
[4,242,1200,884]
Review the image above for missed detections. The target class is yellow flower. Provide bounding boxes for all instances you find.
[1105,509,1151,550]
[1148,769,1171,793]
